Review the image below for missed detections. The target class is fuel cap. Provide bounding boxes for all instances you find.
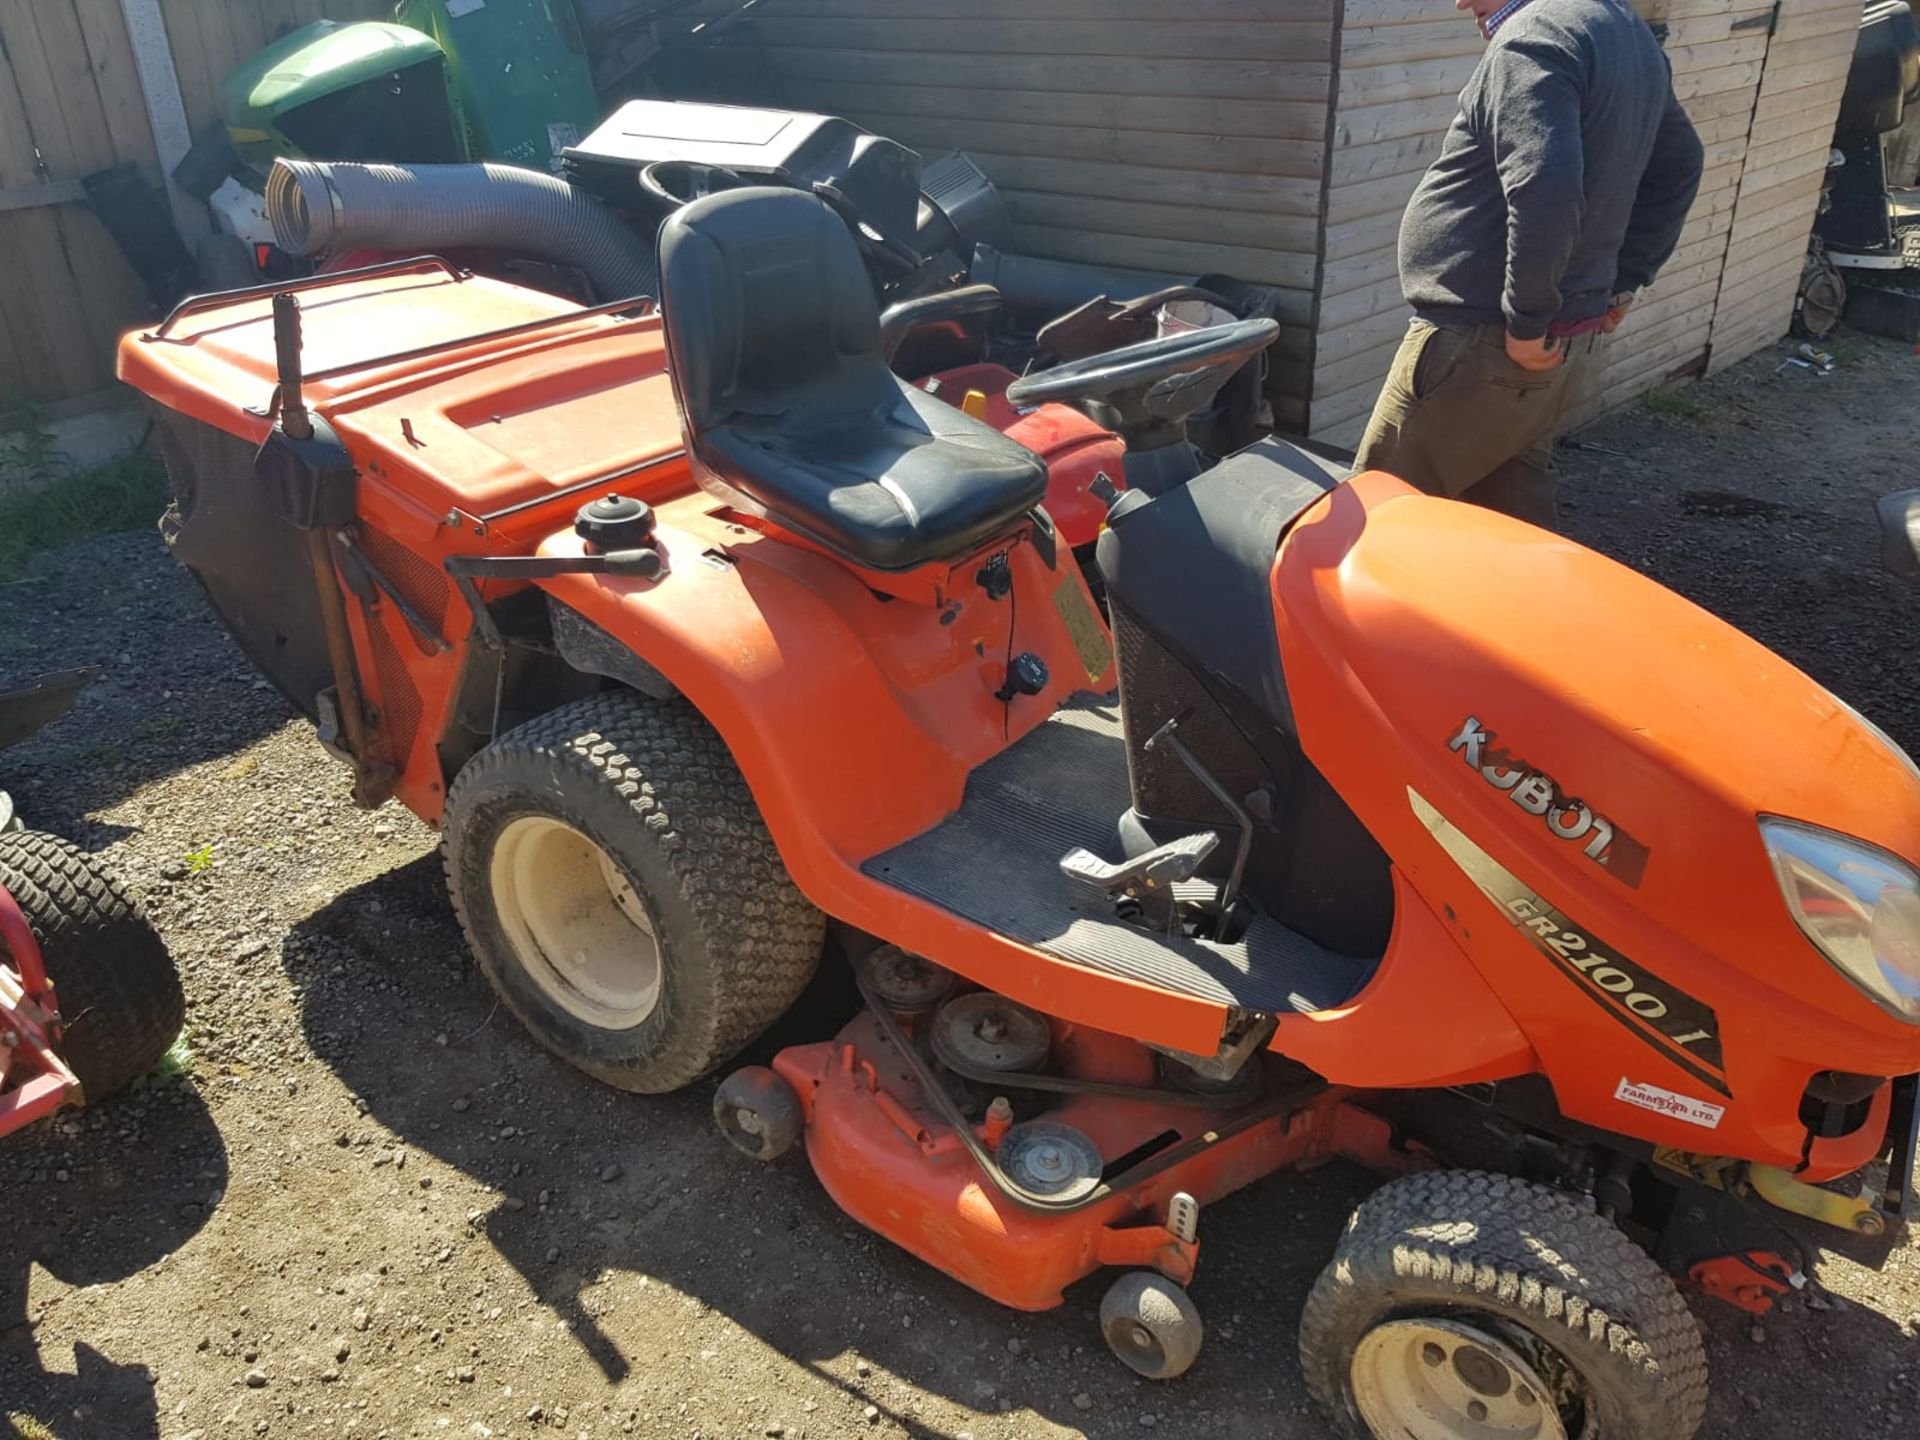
[575,493,655,551]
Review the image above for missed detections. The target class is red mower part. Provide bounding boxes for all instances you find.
[1689,1251,1796,1314]
[919,363,1124,551]
[0,880,82,1138]
[770,1011,1405,1313]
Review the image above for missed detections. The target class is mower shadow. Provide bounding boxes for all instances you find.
[0,1081,229,1440]
[0,529,290,821]
[283,857,1920,1440]
[282,856,1387,1435]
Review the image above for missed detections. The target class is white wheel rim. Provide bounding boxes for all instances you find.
[1351,1317,1569,1440]
[489,816,662,1029]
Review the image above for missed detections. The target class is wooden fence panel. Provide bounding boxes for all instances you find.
[0,1,162,406]
[0,0,391,411]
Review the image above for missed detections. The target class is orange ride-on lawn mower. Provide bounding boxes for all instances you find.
[1,673,185,1138]
[120,186,1920,1440]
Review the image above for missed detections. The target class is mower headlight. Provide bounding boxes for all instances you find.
[1762,818,1920,1024]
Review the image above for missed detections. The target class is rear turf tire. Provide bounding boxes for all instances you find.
[442,691,824,1094]
[1299,1169,1708,1440]
[0,830,183,1101]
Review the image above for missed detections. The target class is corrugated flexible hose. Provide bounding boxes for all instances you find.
[267,159,658,303]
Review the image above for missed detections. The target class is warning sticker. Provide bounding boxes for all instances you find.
[1615,1077,1725,1130]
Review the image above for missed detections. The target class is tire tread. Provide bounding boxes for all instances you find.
[0,830,183,1100]
[443,691,822,1092]
[1299,1168,1709,1440]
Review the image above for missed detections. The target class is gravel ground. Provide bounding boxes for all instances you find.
[2,332,1919,1440]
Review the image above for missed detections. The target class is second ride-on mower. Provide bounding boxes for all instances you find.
[121,184,1920,1439]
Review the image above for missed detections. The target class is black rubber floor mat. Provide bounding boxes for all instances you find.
[863,700,1370,1013]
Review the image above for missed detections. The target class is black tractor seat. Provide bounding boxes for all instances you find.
[658,187,1048,572]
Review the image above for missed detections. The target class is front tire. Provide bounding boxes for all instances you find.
[0,830,183,1101]
[1299,1170,1708,1440]
[442,691,823,1094]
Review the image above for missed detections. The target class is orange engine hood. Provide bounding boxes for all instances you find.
[1276,474,1920,1113]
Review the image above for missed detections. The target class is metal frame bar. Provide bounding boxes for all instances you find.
[0,181,87,213]
[150,256,470,338]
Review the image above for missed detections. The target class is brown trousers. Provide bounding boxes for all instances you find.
[1352,319,1599,531]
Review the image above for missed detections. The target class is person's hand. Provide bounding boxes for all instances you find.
[1602,294,1635,334]
[1505,331,1564,372]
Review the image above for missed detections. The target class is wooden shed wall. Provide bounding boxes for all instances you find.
[702,0,1337,428]
[1309,0,1860,449]
[1706,1,1863,372]
[1577,0,1860,419]
[0,0,387,412]
[1309,0,1483,448]
[1568,0,1779,425]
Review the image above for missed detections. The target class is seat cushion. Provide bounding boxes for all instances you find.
[696,379,1049,571]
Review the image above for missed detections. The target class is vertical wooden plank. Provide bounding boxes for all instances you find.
[158,0,216,135]
[0,20,98,401]
[72,0,162,178]
[4,2,155,383]
[254,0,302,44]
[0,211,36,405]
[26,1,117,170]
[227,0,268,71]
[198,0,257,111]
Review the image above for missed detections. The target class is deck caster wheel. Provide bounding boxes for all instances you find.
[713,1065,802,1161]
[1099,1271,1203,1380]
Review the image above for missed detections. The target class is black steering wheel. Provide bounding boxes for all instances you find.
[638,160,753,211]
[1006,317,1279,445]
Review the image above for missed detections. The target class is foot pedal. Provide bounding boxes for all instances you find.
[1167,1192,1200,1245]
[1060,831,1219,898]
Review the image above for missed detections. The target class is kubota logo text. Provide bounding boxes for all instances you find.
[1450,716,1617,865]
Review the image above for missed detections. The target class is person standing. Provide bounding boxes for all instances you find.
[1353,0,1704,529]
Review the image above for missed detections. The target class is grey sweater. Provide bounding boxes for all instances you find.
[1398,0,1704,340]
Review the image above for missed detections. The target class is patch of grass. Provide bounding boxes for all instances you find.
[137,713,184,740]
[1824,337,1868,368]
[147,1033,196,1084]
[7,1412,62,1440]
[0,447,167,574]
[1641,388,1712,423]
[184,842,215,874]
[72,742,127,769]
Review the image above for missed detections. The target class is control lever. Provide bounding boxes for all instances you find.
[1145,714,1253,925]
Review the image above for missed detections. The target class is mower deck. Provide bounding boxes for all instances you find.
[863,700,1371,1014]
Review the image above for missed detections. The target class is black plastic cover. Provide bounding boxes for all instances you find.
[1841,2,1920,136]
[566,100,923,242]
[1099,437,1342,736]
[1098,438,1393,958]
[153,407,336,722]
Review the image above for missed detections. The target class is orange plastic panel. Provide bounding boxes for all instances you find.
[1274,473,1920,1170]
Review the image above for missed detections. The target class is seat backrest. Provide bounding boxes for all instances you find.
[658,187,884,436]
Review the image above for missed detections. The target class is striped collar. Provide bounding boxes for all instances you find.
[1482,0,1540,36]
